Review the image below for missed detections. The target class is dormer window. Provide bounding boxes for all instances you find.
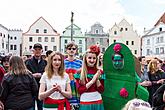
[125,28,128,31]
[159,27,162,32]
[114,31,117,35]
[44,29,47,33]
[95,30,99,34]
[120,28,123,32]
[36,29,39,33]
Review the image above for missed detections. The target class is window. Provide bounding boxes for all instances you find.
[147,39,150,45]
[2,43,4,48]
[160,36,164,43]
[102,48,105,52]
[53,46,57,51]
[3,34,5,38]
[14,45,17,50]
[156,48,159,55]
[0,33,2,36]
[91,38,94,42]
[95,30,99,34]
[147,49,150,55]
[134,50,137,54]
[79,40,82,44]
[45,46,48,51]
[160,47,164,54]
[6,44,8,49]
[38,37,42,42]
[36,29,39,33]
[114,31,117,35]
[45,37,48,42]
[10,36,13,40]
[159,27,162,32]
[10,45,13,50]
[29,46,32,49]
[132,41,134,45]
[114,40,116,43]
[125,28,128,31]
[51,37,55,42]
[29,37,33,42]
[14,36,17,40]
[72,30,75,35]
[44,29,47,33]
[126,41,129,45]
[79,47,82,53]
[64,39,68,44]
[100,38,103,45]
[120,28,123,32]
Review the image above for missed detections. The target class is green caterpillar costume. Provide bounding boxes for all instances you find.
[102,43,149,110]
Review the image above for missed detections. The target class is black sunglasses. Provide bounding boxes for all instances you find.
[68,48,76,50]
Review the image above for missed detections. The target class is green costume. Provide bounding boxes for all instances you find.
[102,43,149,110]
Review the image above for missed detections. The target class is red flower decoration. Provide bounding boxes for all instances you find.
[113,44,122,53]
[89,45,100,56]
[120,88,128,98]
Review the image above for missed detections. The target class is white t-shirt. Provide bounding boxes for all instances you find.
[40,72,70,100]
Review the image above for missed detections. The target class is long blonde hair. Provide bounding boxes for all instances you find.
[9,56,29,75]
[45,52,65,79]
[148,59,158,74]
[80,52,99,83]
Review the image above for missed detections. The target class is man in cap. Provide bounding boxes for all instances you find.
[25,43,47,110]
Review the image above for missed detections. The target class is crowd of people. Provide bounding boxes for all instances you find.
[0,41,165,110]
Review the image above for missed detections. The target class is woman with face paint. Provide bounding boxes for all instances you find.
[74,45,105,110]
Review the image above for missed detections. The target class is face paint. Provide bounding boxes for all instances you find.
[112,54,124,69]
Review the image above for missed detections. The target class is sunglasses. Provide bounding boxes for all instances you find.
[68,48,76,50]
[132,102,150,108]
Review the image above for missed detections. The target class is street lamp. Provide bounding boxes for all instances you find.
[71,12,74,41]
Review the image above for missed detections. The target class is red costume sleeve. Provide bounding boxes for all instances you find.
[75,78,87,95]
[0,66,5,83]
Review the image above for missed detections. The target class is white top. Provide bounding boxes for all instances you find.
[40,72,70,100]
[80,91,102,102]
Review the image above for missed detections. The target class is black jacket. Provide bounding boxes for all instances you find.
[0,72,38,109]
[153,83,165,110]
[25,56,47,85]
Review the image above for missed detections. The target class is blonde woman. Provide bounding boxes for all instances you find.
[74,45,105,110]
[38,52,72,110]
[147,58,165,105]
[0,56,38,110]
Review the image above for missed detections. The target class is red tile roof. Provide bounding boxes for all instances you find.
[155,12,165,26]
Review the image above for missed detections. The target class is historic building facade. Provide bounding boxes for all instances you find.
[0,24,22,56]
[85,22,109,53]
[60,24,86,56]
[142,12,165,59]
[109,19,141,57]
[22,17,60,55]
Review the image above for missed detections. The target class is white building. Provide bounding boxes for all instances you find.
[8,29,22,56]
[142,12,165,59]
[109,19,141,57]
[22,17,60,55]
[60,24,86,56]
[0,24,22,56]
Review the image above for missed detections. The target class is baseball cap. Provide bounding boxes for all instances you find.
[33,43,43,49]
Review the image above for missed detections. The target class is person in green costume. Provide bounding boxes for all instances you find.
[102,43,149,110]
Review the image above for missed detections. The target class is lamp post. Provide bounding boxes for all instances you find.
[71,12,74,41]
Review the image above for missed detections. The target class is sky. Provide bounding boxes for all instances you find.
[0,0,164,36]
